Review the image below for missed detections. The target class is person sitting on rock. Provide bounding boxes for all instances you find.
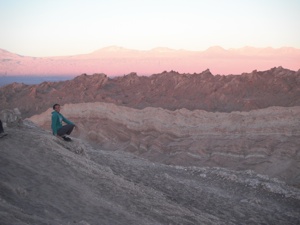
[51,104,76,142]
[0,119,8,138]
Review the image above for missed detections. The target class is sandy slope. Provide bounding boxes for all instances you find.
[1,120,300,225]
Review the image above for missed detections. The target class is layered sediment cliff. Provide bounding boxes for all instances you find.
[29,102,300,187]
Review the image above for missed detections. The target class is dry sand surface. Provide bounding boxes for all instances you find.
[1,120,300,225]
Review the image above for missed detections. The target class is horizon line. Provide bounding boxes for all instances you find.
[1,45,300,58]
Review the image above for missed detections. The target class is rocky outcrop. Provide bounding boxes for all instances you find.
[0,108,22,128]
[1,114,300,224]
[29,102,300,187]
[1,67,300,118]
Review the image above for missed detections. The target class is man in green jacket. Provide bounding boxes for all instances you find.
[51,104,75,142]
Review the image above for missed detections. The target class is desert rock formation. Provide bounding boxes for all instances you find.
[1,111,300,224]
[2,65,300,224]
[1,67,300,118]
[29,102,300,187]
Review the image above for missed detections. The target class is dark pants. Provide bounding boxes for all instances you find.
[57,124,74,137]
[0,120,4,133]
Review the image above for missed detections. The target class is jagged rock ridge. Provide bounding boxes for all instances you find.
[1,67,300,118]
[1,110,300,224]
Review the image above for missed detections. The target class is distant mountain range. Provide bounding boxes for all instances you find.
[1,46,299,76]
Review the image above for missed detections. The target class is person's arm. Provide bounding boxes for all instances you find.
[61,115,75,126]
[51,113,58,135]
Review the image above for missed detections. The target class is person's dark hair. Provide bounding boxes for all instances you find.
[53,104,60,110]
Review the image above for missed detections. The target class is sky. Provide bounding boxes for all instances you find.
[0,0,300,57]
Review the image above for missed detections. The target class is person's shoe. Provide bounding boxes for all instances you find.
[63,136,72,142]
[0,132,8,138]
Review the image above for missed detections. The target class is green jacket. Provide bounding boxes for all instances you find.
[51,111,74,135]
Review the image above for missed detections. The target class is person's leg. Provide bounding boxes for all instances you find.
[57,124,75,137]
[0,120,4,133]
[0,120,7,138]
[65,124,75,135]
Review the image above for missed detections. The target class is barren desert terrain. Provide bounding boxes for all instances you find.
[0,111,299,225]
[1,67,300,224]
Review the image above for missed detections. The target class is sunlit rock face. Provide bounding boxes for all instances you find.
[29,102,300,187]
